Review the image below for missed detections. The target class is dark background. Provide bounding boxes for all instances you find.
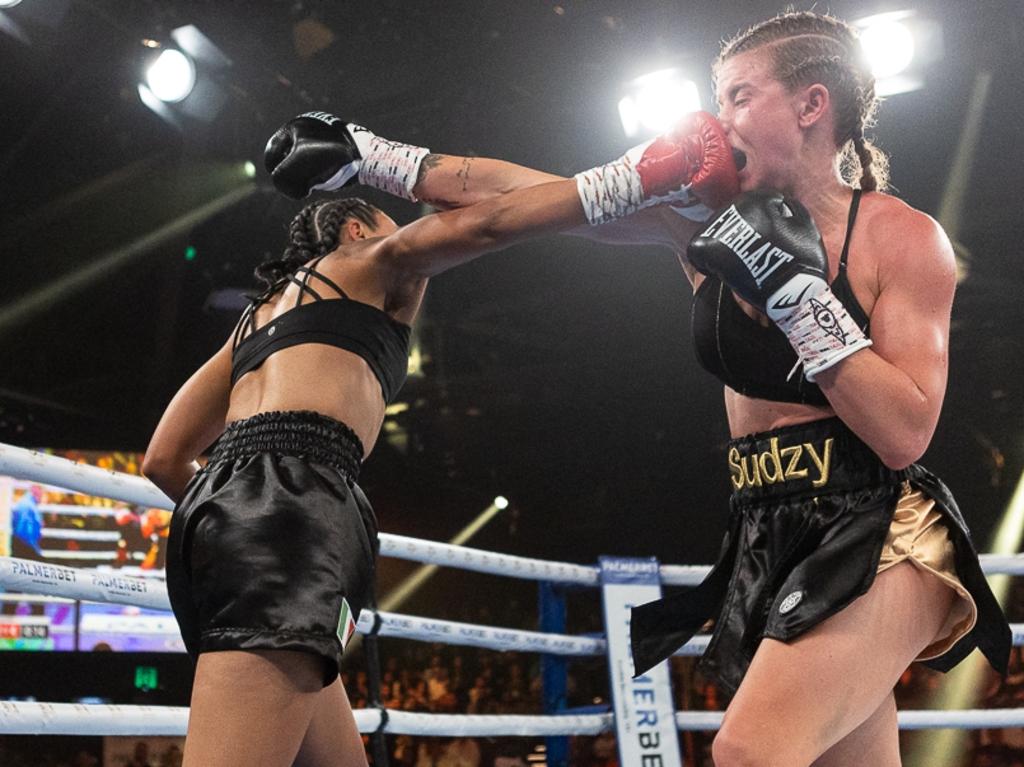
[1,0,1021,603]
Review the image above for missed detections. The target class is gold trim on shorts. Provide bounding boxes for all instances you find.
[877,481,978,660]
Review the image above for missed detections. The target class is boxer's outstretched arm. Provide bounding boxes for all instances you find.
[412,154,689,248]
[377,132,722,277]
[264,113,738,250]
[412,154,560,209]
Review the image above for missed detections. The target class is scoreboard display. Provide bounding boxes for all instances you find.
[0,599,77,651]
[0,598,185,653]
[78,603,185,653]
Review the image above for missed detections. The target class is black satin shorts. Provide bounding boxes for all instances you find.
[631,418,1010,694]
[166,411,378,687]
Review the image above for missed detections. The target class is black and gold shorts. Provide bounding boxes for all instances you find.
[631,417,1010,694]
[166,410,377,687]
[877,482,977,660]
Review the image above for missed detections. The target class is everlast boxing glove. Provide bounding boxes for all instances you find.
[688,190,871,381]
[265,112,429,201]
[575,111,740,225]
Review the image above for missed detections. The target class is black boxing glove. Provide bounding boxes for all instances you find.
[265,112,365,199]
[265,112,430,200]
[688,190,871,381]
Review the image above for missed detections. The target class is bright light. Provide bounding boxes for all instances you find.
[145,48,196,103]
[377,497,510,614]
[854,10,927,96]
[384,401,409,416]
[137,83,182,129]
[0,0,22,8]
[243,161,256,178]
[859,16,915,79]
[494,495,509,510]
[619,69,702,138]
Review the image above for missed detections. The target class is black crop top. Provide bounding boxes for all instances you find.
[231,257,411,403]
[691,190,868,406]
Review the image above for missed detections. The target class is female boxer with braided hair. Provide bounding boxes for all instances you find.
[252,197,379,287]
[271,10,1010,765]
[142,127,731,765]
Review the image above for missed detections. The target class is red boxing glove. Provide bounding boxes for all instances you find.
[575,111,740,226]
[628,134,697,196]
[660,111,740,221]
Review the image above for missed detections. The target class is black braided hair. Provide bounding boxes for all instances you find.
[254,197,382,290]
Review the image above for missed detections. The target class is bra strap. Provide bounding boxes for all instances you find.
[838,189,862,272]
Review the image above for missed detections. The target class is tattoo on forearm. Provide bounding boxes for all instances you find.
[416,153,444,186]
[456,157,473,192]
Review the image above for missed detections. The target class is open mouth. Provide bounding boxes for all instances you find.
[730,147,748,171]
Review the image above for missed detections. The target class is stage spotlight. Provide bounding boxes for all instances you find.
[138,26,231,126]
[494,495,509,510]
[145,48,196,104]
[378,496,511,613]
[859,13,915,79]
[618,68,701,138]
[855,10,942,96]
[137,82,183,130]
[243,161,256,178]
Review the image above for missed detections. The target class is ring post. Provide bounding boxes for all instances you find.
[600,557,683,767]
[539,580,569,766]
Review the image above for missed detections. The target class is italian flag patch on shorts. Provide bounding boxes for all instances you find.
[336,598,357,651]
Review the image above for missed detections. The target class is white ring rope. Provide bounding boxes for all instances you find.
[39,551,146,562]
[40,529,123,542]
[660,557,1024,584]
[38,504,132,517]
[378,533,598,585]
[0,443,171,509]
[0,557,171,611]
[357,610,606,656]
[659,564,712,586]
[3,700,1023,736]
[0,701,612,737]
[380,711,612,737]
[0,702,189,737]
[673,709,1024,732]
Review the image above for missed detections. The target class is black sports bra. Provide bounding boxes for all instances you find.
[691,190,869,406]
[231,257,411,403]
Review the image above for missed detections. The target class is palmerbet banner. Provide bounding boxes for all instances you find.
[599,557,684,767]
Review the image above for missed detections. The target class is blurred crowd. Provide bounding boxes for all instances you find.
[344,639,1024,767]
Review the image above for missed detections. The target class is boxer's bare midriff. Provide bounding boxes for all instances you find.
[724,387,836,439]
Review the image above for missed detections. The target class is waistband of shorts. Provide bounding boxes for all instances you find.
[726,417,905,504]
[207,410,364,482]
